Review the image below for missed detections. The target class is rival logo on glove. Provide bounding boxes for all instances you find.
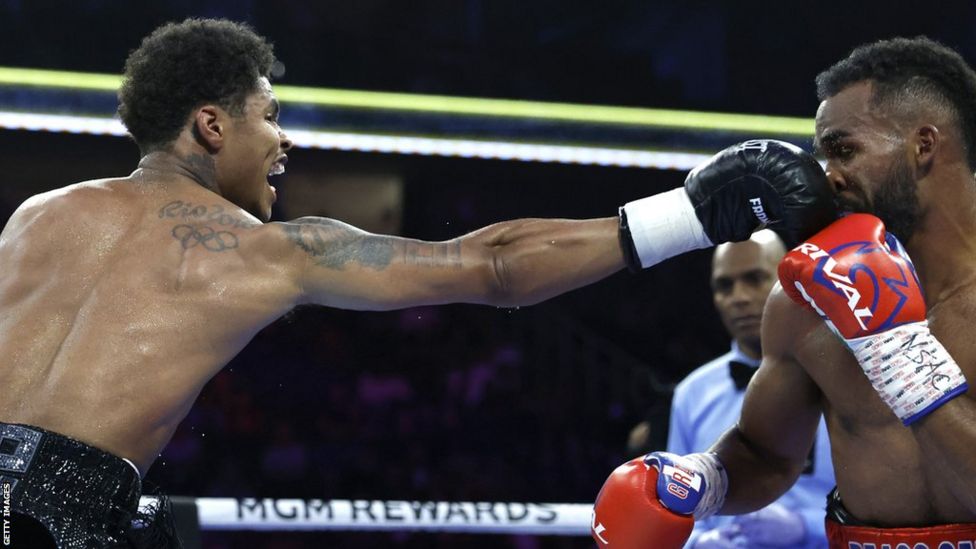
[590,511,609,545]
[789,234,916,338]
[794,241,874,331]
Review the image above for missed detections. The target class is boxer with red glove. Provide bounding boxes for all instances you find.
[591,452,727,548]
[778,214,968,425]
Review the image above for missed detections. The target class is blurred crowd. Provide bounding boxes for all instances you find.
[147,303,675,548]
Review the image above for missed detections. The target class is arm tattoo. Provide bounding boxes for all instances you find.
[402,240,463,268]
[284,217,461,271]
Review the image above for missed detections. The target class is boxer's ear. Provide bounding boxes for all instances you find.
[914,125,940,175]
[192,105,224,153]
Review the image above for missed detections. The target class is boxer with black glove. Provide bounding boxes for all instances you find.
[618,139,836,270]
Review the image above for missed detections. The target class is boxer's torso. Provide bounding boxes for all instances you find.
[0,176,301,474]
[785,280,976,527]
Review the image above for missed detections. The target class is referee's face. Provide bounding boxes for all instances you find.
[711,233,784,357]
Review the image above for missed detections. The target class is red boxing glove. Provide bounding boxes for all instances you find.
[778,214,967,424]
[591,458,694,549]
[778,213,922,339]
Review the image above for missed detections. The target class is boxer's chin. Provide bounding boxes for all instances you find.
[834,195,868,215]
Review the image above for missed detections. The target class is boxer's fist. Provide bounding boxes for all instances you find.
[685,139,837,248]
[778,214,968,424]
[778,213,923,339]
[591,456,694,549]
[618,140,836,271]
[592,452,727,548]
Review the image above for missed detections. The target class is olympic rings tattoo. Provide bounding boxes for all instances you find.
[171,224,239,252]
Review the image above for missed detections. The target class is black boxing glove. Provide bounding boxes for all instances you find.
[618,140,837,270]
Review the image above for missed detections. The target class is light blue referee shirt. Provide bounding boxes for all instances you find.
[667,343,835,549]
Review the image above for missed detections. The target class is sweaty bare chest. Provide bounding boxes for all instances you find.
[792,301,976,523]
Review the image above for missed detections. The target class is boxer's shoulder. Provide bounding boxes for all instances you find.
[765,283,870,397]
[762,285,823,353]
[1,179,130,244]
[927,282,976,378]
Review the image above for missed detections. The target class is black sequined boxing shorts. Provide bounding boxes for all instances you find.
[0,422,179,548]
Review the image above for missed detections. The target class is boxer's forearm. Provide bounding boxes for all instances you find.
[462,216,625,307]
[276,215,623,310]
[710,427,805,514]
[911,396,976,512]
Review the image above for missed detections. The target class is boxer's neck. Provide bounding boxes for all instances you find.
[134,148,220,194]
[905,169,976,306]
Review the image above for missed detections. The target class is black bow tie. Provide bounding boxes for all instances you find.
[729,360,758,390]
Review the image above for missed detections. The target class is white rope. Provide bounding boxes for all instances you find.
[140,497,594,535]
[0,111,710,170]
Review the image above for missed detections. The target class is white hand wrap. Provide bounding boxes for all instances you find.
[847,321,968,425]
[683,452,728,520]
[621,188,713,268]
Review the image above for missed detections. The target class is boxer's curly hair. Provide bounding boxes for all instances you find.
[816,36,976,169]
[118,18,276,154]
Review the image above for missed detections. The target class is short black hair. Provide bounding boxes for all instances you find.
[816,36,976,169]
[118,18,276,154]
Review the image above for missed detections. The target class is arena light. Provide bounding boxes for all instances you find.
[0,111,712,169]
[0,111,126,136]
[285,129,712,169]
[0,66,815,135]
[0,66,121,91]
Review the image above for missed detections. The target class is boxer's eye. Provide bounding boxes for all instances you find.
[829,143,855,161]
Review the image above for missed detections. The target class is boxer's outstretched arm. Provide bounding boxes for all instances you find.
[270,215,624,310]
[710,286,823,514]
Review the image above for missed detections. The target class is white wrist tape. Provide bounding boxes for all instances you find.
[847,321,969,425]
[684,452,728,520]
[622,188,713,268]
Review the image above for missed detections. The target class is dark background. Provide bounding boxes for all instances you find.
[2,1,976,547]
[5,1,976,115]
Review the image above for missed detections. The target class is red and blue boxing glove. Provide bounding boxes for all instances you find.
[591,452,727,548]
[778,213,968,425]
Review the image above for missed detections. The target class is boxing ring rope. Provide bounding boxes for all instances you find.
[0,111,712,170]
[139,497,594,535]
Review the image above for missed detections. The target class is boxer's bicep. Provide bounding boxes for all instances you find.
[711,286,823,512]
[268,217,496,310]
[740,289,822,465]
